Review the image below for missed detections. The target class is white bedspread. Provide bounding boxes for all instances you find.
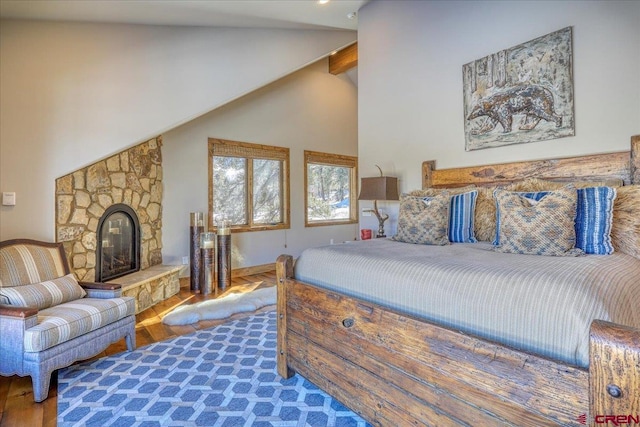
[294,239,640,367]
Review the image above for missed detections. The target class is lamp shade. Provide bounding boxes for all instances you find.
[358,176,399,201]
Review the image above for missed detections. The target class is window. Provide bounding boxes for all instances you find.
[209,138,290,232]
[304,150,358,226]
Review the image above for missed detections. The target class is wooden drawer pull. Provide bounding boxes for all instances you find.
[342,318,355,328]
[606,384,622,398]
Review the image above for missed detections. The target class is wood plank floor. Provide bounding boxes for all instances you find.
[0,272,277,427]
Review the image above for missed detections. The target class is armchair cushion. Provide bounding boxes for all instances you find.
[0,244,67,286]
[24,297,135,352]
[0,274,86,310]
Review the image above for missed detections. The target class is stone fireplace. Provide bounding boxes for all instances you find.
[55,136,180,313]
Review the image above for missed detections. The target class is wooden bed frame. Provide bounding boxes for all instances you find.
[276,136,640,427]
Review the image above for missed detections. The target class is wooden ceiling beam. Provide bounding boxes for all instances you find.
[329,42,357,75]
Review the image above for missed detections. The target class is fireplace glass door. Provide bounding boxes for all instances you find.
[97,205,140,281]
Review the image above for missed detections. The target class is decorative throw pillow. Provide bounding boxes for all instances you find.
[448,190,478,243]
[393,193,450,245]
[475,178,622,243]
[493,187,617,254]
[0,273,86,310]
[474,186,500,242]
[477,179,575,243]
[611,185,640,260]
[493,188,583,256]
[575,187,617,255]
[493,191,549,245]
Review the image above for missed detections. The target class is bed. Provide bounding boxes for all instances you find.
[276,135,640,426]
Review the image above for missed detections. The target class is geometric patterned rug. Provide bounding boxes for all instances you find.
[57,310,371,427]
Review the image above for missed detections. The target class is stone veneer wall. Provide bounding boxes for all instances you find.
[55,137,163,281]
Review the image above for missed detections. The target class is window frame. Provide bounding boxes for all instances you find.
[209,138,290,233]
[304,150,358,227]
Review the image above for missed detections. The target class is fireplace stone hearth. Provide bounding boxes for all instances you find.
[107,265,181,314]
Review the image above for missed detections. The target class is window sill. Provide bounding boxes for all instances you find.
[305,219,358,228]
[211,223,290,233]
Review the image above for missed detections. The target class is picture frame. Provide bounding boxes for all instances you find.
[463,27,575,151]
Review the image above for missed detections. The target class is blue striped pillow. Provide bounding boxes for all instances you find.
[575,186,617,254]
[447,190,478,243]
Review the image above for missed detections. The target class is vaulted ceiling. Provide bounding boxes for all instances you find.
[0,0,369,30]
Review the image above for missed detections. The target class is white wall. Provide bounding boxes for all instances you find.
[0,19,355,241]
[357,0,640,233]
[162,59,359,268]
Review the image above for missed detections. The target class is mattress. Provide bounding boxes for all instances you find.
[293,239,640,367]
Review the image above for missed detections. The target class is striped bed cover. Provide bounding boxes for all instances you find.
[293,239,640,367]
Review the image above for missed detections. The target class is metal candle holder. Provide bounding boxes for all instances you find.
[217,220,231,292]
[189,212,204,292]
[199,232,216,296]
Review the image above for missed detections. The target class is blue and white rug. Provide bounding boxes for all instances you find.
[57,310,371,427]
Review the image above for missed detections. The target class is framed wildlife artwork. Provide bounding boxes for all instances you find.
[463,27,575,151]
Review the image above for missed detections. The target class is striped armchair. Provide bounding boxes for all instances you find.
[0,239,136,402]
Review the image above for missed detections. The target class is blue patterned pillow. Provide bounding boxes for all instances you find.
[575,186,617,254]
[493,188,582,256]
[493,187,617,254]
[493,191,548,245]
[393,194,450,245]
[448,190,478,243]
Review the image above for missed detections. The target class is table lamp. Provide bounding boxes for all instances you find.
[358,166,399,238]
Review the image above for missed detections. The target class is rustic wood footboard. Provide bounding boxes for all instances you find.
[276,255,639,427]
[276,137,640,426]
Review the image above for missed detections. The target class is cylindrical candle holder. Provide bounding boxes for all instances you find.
[200,232,216,296]
[217,221,231,292]
[189,212,205,292]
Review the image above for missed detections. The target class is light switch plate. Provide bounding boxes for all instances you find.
[2,192,16,206]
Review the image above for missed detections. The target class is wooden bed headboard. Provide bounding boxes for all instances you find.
[423,135,639,189]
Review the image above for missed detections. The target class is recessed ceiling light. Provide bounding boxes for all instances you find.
[347,11,357,20]
[318,0,330,4]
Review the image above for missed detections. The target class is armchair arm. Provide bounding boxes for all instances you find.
[78,281,123,298]
[78,281,122,291]
[0,304,38,374]
[0,303,38,318]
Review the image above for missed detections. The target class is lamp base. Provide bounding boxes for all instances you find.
[363,201,390,238]
[373,200,389,239]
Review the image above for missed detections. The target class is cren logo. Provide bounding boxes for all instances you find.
[595,415,640,425]
[580,414,640,425]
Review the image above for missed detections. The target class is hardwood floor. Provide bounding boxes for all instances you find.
[0,272,277,427]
